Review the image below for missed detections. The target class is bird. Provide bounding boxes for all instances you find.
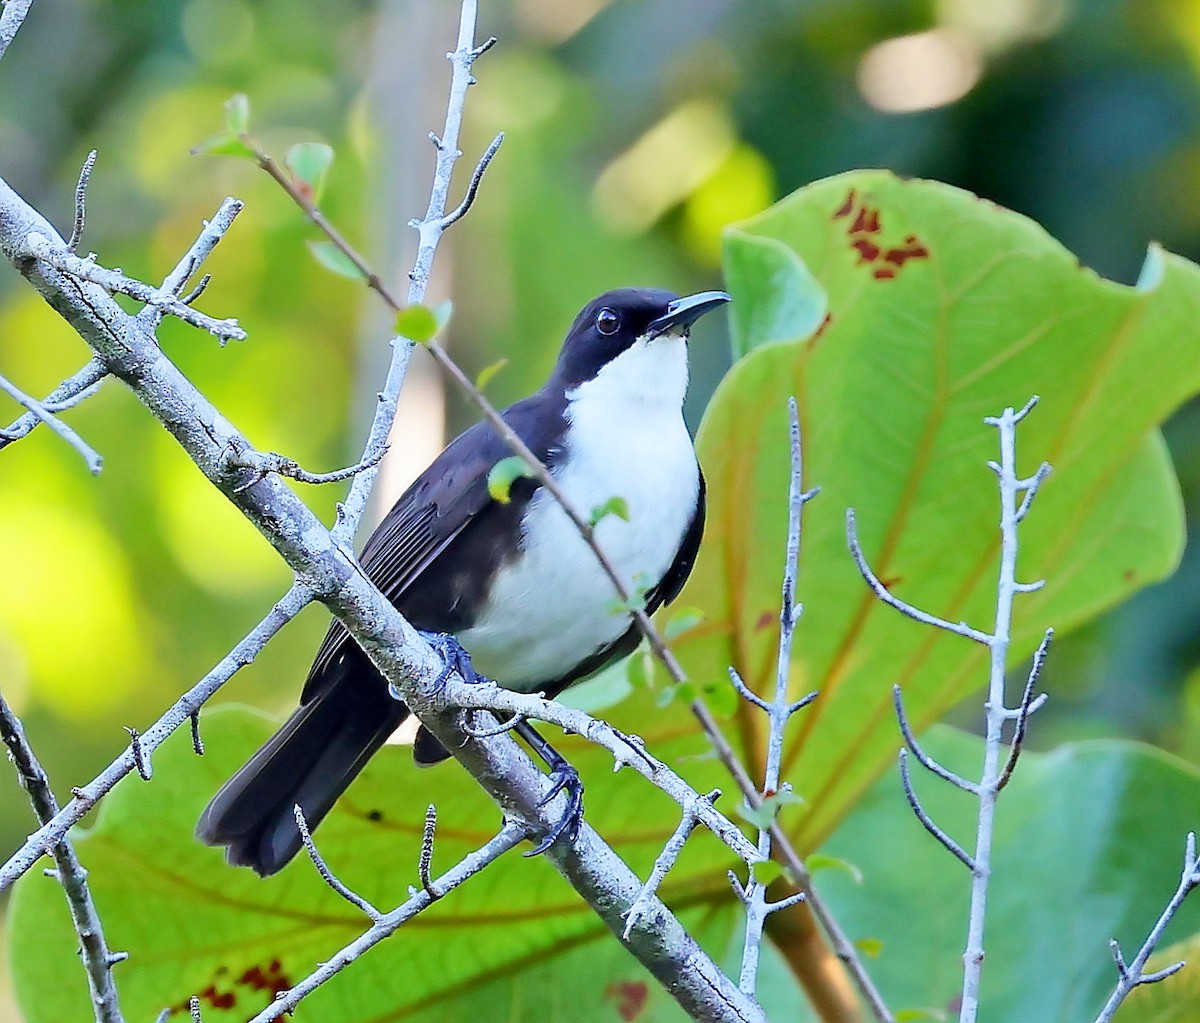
[197,287,731,875]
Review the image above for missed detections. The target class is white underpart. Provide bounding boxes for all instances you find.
[456,330,699,690]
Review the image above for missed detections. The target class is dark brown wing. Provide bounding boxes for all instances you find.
[303,392,565,702]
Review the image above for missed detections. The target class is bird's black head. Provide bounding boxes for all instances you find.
[553,288,730,387]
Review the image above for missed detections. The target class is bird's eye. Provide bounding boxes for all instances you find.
[596,308,620,335]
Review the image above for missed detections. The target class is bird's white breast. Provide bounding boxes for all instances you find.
[456,335,698,689]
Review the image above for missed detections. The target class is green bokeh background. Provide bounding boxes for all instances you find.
[6,0,1200,1018]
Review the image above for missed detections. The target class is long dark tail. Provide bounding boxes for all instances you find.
[196,668,408,876]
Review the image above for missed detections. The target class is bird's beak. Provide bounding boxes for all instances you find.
[646,290,732,338]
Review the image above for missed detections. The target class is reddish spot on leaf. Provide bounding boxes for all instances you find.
[832,189,856,219]
[238,958,293,995]
[1123,569,1136,582]
[873,267,896,280]
[883,240,930,268]
[605,980,649,1021]
[177,985,236,1013]
[851,238,880,264]
[850,206,881,235]
[755,611,774,631]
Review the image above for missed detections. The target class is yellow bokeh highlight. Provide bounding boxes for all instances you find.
[682,143,776,266]
[592,99,735,233]
[0,503,143,717]
[152,431,290,598]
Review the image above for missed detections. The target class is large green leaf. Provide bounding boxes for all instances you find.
[674,169,1200,851]
[8,706,742,1023]
[806,729,1200,1022]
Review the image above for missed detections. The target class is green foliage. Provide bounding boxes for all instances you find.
[674,169,1200,855]
[394,301,452,343]
[806,729,1200,1022]
[588,494,629,527]
[485,455,534,503]
[285,141,333,204]
[306,239,366,280]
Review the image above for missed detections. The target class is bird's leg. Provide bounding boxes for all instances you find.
[513,718,585,856]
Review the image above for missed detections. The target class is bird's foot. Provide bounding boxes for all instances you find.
[527,756,585,856]
[513,718,585,856]
[417,630,490,689]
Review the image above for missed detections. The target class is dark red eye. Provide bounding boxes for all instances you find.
[596,308,620,335]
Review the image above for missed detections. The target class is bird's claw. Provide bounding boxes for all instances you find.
[525,757,585,856]
[417,630,488,688]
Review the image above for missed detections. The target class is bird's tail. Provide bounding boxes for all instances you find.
[196,673,408,876]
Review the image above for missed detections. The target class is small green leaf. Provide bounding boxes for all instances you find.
[224,93,250,133]
[475,358,509,391]
[895,1009,943,1022]
[855,937,884,960]
[487,457,534,504]
[625,647,655,689]
[699,676,740,719]
[307,240,366,280]
[190,132,256,160]
[750,860,786,886]
[433,299,454,332]
[286,142,334,203]
[655,681,695,708]
[737,785,803,830]
[664,606,704,640]
[589,495,629,528]
[395,304,440,343]
[807,853,863,884]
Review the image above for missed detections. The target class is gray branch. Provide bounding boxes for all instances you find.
[0,687,125,1023]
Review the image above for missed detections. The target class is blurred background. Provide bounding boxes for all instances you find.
[3,0,1200,1015]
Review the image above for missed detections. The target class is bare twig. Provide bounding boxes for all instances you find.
[0,584,311,891]
[0,370,103,471]
[893,686,979,795]
[623,790,719,938]
[23,232,246,343]
[1093,832,1200,1022]
[441,679,762,866]
[847,508,992,646]
[294,804,382,920]
[0,688,126,1023]
[136,198,243,329]
[243,823,528,1023]
[0,359,107,449]
[898,750,977,871]
[67,149,97,253]
[0,0,35,63]
[418,804,437,896]
[857,400,1054,1023]
[226,442,387,492]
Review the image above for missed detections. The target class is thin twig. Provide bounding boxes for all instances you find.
[227,443,387,492]
[0,688,126,1023]
[23,232,246,343]
[418,804,437,896]
[847,508,992,646]
[623,791,717,938]
[899,751,977,872]
[0,371,103,471]
[294,804,382,920]
[242,823,527,1023]
[893,685,979,794]
[0,584,310,891]
[0,358,107,449]
[996,628,1053,791]
[0,0,35,63]
[1092,832,1200,1022]
[67,149,97,253]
